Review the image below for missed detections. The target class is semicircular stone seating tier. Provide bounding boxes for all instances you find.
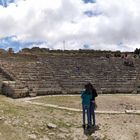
[0,55,140,98]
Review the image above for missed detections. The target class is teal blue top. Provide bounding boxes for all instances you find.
[81,90,92,107]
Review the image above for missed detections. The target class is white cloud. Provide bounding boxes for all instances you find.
[0,0,140,51]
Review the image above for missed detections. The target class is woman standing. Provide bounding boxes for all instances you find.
[81,84,92,130]
[87,82,98,127]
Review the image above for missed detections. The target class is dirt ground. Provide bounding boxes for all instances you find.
[0,94,140,140]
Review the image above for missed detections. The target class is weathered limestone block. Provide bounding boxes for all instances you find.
[32,87,62,96]
[29,91,37,97]
[12,88,29,98]
[1,81,29,98]
[132,90,137,94]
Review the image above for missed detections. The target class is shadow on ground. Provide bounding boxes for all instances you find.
[84,125,100,136]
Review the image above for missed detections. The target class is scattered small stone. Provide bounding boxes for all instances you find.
[47,123,57,129]
[0,110,4,113]
[67,112,73,115]
[12,119,20,126]
[0,116,4,120]
[66,123,71,127]
[91,132,106,140]
[59,128,69,133]
[28,134,37,140]
[48,132,55,135]
[24,121,28,126]
[4,120,11,125]
[106,116,110,119]
[31,130,36,134]
[40,126,45,130]
[123,120,127,123]
[57,133,66,139]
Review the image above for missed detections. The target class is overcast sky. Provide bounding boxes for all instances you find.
[0,0,140,52]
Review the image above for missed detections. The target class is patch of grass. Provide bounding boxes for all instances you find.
[32,95,82,109]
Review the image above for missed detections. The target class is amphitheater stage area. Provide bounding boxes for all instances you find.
[0,94,139,140]
[28,94,140,112]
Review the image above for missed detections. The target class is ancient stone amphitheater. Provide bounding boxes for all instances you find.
[0,49,140,98]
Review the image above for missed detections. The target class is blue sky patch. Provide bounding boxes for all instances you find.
[83,44,90,49]
[0,0,15,7]
[84,10,102,17]
[82,0,96,4]
[0,35,46,52]
[84,11,94,17]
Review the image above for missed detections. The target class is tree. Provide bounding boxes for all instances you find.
[134,48,140,55]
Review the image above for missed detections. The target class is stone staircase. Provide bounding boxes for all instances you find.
[46,56,139,94]
[0,54,140,98]
[0,68,10,89]
[0,56,62,98]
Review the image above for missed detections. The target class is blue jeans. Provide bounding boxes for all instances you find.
[90,102,96,126]
[82,105,91,126]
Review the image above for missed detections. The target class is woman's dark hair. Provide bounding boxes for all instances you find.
[85,83,90,91]
[87,82,93,90]
[87,82,98,98]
